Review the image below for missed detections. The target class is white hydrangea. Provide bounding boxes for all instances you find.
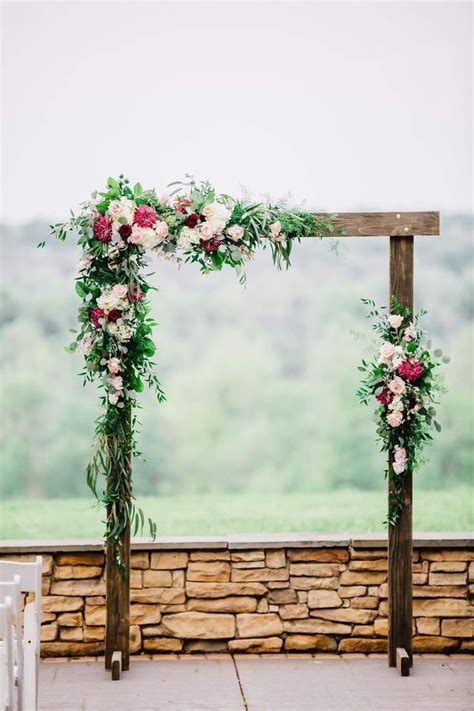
[201,201,231,235]
[107,321,135,342]
[177,227,200,250]
[97,287,129,313]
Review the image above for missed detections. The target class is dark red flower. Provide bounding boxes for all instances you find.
[397,359,423,383]
[107,309,122,322]
[118,224,132,240]
[134,204,157,228]
[201,237,221,254]
[375,386,393,406]
[132,286,144,302]
[184,212,200,228]
[174,198,193,214]
[90,307,105,328]
[93,216,113,243]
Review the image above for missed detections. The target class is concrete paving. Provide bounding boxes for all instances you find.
[39,654,474,711]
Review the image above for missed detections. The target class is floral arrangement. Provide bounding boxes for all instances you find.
[357,298,447,524]
[49,175,337,566]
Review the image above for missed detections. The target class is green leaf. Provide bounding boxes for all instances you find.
[75,281,88,298]
[433,348,443,357]
[442,355,450,364]
[434,420,442,432]
[133,182,143,197]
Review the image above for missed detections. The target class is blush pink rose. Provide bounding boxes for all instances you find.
[112,284,128,300]
[387,410,403,427]
[129,227,143,244]
[108,393,119,405]
[200,222,214,239]
[110,375,123,391]
[107,358,121,374]
[155,221,169,242]
[380,342,396,360]
[227,224,244,242]
[388,314,403,329]
[388,376,406,396]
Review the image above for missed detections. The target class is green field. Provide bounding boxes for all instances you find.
[0,488,472,539]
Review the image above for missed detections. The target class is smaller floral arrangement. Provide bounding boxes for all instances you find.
[357,298,448,524]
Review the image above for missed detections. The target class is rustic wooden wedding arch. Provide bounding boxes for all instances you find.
[105,210,440,679]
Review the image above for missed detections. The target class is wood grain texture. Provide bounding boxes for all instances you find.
[388,235,414,669]
[313,211,439,237]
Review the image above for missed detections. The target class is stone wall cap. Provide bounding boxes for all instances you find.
[0,532,472,554]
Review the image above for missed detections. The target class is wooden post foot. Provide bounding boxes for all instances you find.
[111,651,122,681]
[396,647,410,677]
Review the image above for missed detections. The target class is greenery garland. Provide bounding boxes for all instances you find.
[49,175,338,566]
[357,298,447,525]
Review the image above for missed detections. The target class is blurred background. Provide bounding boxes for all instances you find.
[1,1,472,537]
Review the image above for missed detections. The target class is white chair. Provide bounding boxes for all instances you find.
[0,596,17,711]
[0,577,23,710]
[0,558,42,711]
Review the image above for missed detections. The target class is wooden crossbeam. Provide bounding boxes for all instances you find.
[313,211,439,237]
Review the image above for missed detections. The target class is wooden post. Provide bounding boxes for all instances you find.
[105,408,131,673]
[388,235,414,668]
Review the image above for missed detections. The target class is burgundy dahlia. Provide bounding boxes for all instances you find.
[397,359,423,383]
[184,212,200,228]
[93,216,113,243]
[118,224,132,240]
[134,204,157,228]
[375,386,393,406]
[90,307,105,329]
[201,237,221,254]
[107,309,122,323]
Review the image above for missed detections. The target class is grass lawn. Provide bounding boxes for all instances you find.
[0,487,472,539]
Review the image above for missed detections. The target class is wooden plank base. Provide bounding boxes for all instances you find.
[396,648,410,677]
[111,651,122,681]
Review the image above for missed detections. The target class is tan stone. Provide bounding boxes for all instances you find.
[287,549,349,563]
[339,638,387,653]
[43,596,84,612]
[413,573,428,585]
[41,642,104,658]
[416,617,440,635]
[469,562,474,581]
[232,561,265,569]
[56,612,82,627]
[231,551,265,562]
[130,604,161,625]
[297,591,308,603]
[338,586,366,599]
[184,640,228,653]
[190,551,230,561]
[350,548,386,560]
[42,578,51,595]
[269,605,278,612]
[84,626,105,642]
[231,568,288,583]
[421,550,474,562]
[310,608,377,624]
[266,581,290,589]
[41,622,58,641]
[268,589,298,605]
[339,571,386,586]
[257,598,269,613]
[158,612,235,639]
[143,637,183,652]
[85,606,106,626]
[130,570,143,589]
[3,554,54,575]
[237,613,283,638]
[289,563,341,578]
[53,565,102,580]
[413,598,473,617]
[41,613,56,624]
[431,561,467,573]
[150,552,188,570]
[379,601,388,616]
[187,596,257,613]
[461,640,474,652]
[413,636,458,653]
[129,625,141,654]
[266,550,286,569]
[131,552,149,569]
[186,582,266,598]
[307,591,343,609]
[187,562,230,582]
[55,553,104,567]
[441,618,474,638]
[60,627,83,641]
[228,637,282,653]
[86,596,105,606]
[285,634,337,651]
[368,586,379,597]
[172,571,185,587]
[429,572,467,586]
[130,588,185,605]
[351,597,379,610]
[290,577,338,591]
[349,559,387,572]
[142,570,173,588]
[161,604,186,613]
[284,619,351,635]
[279,604,308,620]
[50,580,105,596]
[352,625,374,636]
[413,586,467,599]
[374,618,388,636]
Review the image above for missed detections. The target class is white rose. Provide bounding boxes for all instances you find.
[155,221,169,243]
[139,227,159,250]
[108,197,135,224]
[201,202,231,234]
[388,314,403,329]
[227,224,244,242]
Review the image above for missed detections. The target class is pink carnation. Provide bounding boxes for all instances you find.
[93,216,113,243]
[397,359,423,383]
[134,205,157,228]
[90,307,105,329]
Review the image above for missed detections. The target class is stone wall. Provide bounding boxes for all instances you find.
[1,534,472,657]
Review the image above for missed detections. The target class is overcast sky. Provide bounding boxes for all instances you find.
[2,1,472,223]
